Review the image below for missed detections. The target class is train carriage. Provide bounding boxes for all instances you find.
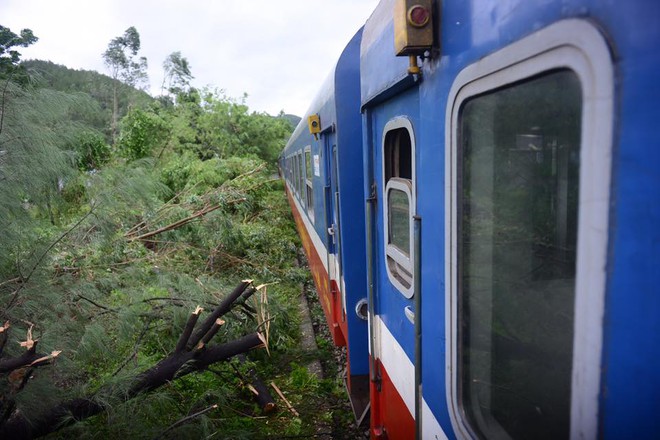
[280,29,371,418]
[281,0,660,438]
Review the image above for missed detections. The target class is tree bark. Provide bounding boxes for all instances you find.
[186,280,251,350]
[0,333,264,439]
[236,354,276,414]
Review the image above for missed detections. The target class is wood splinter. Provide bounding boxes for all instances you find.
[270,381,299,417]
[19,324,36,351]
[30,350,62,367]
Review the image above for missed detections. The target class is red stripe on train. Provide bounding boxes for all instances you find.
[370,357,415,440]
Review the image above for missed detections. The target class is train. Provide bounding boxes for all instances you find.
[279,0,660,438]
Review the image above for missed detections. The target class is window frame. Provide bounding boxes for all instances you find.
[297,152,304,201]
[293,152,300,197]
[382,117,416,298]
[444,19,613,440]
[304,146,314,222]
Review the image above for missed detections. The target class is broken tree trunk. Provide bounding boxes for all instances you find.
[0,324,61,374]
[234,354,276,414]
[186,280,252,350]
[0,333,264,439]
[0,280,267,439]
[0,324,62,436]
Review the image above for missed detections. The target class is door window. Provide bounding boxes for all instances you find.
[382,119,415,298]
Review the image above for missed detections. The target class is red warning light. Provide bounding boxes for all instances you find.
[408,5,430,28]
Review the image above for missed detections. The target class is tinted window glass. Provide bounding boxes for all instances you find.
[459,70,581,440]
[298,154,304,198]
[305,150,314,218]
[384,128,412,181]
[305,150,312,182]
[388,188,410,255]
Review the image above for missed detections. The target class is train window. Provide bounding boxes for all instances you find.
[382,118,415,298]
[297,153,304,201]
[305,147,314,221]
[460,69,580,440]
[286,157,290,184]
[446,20,613,440]
[293,154,299,196]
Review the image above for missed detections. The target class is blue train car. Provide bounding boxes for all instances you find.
[281,0,660,438]
[280,30,371,417]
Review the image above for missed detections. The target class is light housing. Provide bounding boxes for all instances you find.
[394,0,434,56]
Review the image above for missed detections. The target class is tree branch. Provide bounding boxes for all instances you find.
[126,198,245,243]
[186,280,251,350]
[174,306,202,353]
[153,403,218,439]
[0,332,264,439]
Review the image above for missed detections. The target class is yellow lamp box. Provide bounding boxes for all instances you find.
[394,0,434,56]
[307,114,321,138]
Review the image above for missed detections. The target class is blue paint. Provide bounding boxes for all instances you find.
[282,0,660,437]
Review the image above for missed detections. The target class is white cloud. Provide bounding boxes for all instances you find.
[1,0,380,115]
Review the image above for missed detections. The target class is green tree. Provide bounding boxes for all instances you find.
[195,90,291,162]
[102,26,149,141]
[161,51,193,97]
[117,106,171,160]
[0,25,37,83]
[72,130,111,170]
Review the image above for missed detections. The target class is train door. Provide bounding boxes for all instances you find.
[324,136,342,314]
[329,144,344,315]
[366,88,420,439]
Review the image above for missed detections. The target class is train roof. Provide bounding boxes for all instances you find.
[360,0,412,108]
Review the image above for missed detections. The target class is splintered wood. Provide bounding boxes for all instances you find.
[270,381,299,417]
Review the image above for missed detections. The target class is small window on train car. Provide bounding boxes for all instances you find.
[447,22,613,440]
[297,153,304,201]
[293,155,299,196]
[382,118,415,298]
[305,147,314,221]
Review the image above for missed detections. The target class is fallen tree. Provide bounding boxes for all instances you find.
[0,280,267,439]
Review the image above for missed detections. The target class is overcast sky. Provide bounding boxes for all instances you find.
[2,0,380,116]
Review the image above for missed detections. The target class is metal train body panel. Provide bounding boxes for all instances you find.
[281,0,660,438]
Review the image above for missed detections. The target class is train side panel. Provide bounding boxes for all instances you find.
[283,0,660,438]
[359,0,660,439]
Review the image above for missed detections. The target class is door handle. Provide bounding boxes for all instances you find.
[404,306,415,325]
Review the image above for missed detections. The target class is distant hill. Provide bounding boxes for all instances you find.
[23,59,152,107]
[21,59,299,140]
[280,113,301,129]
[22,59,153,139]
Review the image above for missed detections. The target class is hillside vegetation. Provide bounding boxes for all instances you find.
[0,24,355,439]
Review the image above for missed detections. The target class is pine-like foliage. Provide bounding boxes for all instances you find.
[0,73,310,439]
[0,24,347,439]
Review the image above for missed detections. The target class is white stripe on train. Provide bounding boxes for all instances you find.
[287,181,329,274]
[374,315,448,439]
